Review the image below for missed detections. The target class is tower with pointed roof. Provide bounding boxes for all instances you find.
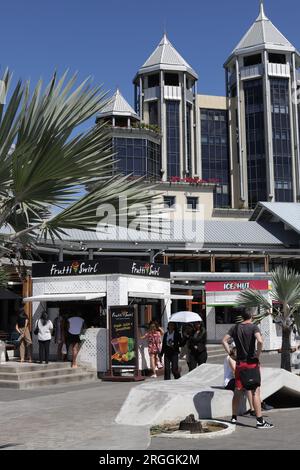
[133,34,199,181]
[225,1,300,208]
[96,89,161,179]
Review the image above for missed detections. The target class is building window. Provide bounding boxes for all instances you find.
[166,101,180,177]
[165,73,179,86]
[244,79,267,208]
[269,53,286,64]
[186,197,198,210]
[200,108,230,208]
[164,196,176,208]
[215,306,245,325]
[148,74,159,88]
[270,78,293,202]
[148,101,158,126]
[244,54,262,67]
[186,104,192,174]
[113,137,160,179]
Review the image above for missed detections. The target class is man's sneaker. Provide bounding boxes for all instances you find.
[256,420,274,429]
[231,418,237,424]
[244,410,256,417]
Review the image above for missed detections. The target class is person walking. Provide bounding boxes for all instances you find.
[140,321,164,378]
[160,322,181,380]
[222,309,274,429]
[16,308,32,363]
[53,314,66,361]
[65,314,85,368]
[35,312,53,364]
[183,321,207,371]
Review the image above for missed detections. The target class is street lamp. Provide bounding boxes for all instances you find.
[152,250,166,263]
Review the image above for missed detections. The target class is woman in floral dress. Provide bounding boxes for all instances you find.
[141,321,164,378]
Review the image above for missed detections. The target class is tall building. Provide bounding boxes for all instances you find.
[225,1,300,208]
[98,2,300,212]
[133,34,199,180]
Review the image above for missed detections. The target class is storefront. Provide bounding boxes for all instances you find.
[205,279,287,350]
[24,258,190,371]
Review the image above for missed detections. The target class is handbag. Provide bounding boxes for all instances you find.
[34,321,39,336]
[239,365,261,390]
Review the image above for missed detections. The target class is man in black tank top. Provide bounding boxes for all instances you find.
[222,309,274,430]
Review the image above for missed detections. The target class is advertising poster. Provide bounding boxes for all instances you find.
[110,306,136,369]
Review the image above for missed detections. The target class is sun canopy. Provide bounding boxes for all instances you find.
[0,288,21,300]
[128,292,193,300]
[23,293,106,302]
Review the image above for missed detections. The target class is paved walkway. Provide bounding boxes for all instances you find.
[0,381,148,450]
[0,352,299,450]
[150,409,300,450]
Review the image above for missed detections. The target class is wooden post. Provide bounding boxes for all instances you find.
[210,255,216,273]
[144,305,152,324]
[264,255,270,273]
[186,289,193,311]
[23,276,32,329]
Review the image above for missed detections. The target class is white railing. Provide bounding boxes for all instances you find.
[164,85,181,100]
[240,64,263,80]
[144,87,160,102]
[268,62,290,77]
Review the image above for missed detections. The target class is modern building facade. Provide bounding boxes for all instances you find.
[98,2,300,211]
[225,1,300,208]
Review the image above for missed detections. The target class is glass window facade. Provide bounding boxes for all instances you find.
[167,101,180,177]
[164,196,176,208]
[244,78,267,208]
[270,78,294,202]
[186,197,198,210]
[201,108,230,208]
[113,137,160,179]
[186,104,192,175]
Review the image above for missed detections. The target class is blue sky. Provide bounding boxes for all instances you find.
[1,0,299,120]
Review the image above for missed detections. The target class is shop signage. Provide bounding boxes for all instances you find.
[110,306,136,369]
[32,259,170,279]
[205,280,269,292]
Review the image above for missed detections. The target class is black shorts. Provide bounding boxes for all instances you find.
[67,333,80,345]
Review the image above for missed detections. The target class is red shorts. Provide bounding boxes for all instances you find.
[235,361,260,391]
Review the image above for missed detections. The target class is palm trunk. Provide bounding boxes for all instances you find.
[281,326,292,372]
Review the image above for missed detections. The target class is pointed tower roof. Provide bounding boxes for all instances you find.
[233,2,295,55]
[136,34,198,80]
[98,89,139,119]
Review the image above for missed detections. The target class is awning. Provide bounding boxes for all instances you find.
[0,288,21,300]
[23,293,106,302]
[128,292,193,300]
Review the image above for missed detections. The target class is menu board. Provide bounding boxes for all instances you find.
[110,306,136,369]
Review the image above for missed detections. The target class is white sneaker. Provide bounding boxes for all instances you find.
[150,374,157,378]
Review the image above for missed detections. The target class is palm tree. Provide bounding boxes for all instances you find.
[237,266,300,371]
[0,70,160,260]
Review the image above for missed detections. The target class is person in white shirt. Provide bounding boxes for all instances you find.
[35,312,53,364]
[65,315,85,368]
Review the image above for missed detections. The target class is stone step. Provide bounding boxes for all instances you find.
[0,367,82,381]
[0,371,96,389]
[0,362,72,373]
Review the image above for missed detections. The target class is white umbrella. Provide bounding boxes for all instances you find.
[170,311,203,323]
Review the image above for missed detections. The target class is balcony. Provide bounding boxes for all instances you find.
[268,62,290,78]
[164,86,181,100]
[144,87,160,102]
[240,64,263,80]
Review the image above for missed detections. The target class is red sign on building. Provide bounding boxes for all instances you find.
[205,280,269,292]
